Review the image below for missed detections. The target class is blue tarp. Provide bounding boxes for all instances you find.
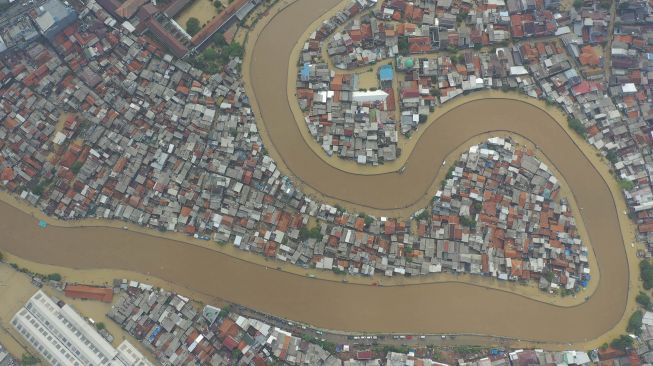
[38,220,47,228]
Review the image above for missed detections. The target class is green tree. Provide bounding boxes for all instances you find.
[21,354,39,365]
[95,322,106,330]
[627,310,643,335]
[299,226,323,241]
[186,17,201,36]
[640,260,653,289]
[567,117,586,138]
[212,32,227,47]
[573,0,584,9]
[202,47,219,62]
[71,161,83,174]
[231,349,242,360]
[0,250,3,262]
[618,179,634,191]
[364,215,373,226]
[226,42,244,59]
[636,292,651,308]
[47,273,62,281]
[398,37,410,56]
[460,216,476,228]
[610,334,633,350]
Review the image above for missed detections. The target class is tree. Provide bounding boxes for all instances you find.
[212,32,227,47]
[627,310,643,335]
[226,42,244,59]
[186,17,201,36]
[398,37,410,56]
[415,210,430,221]
[573,0,584,9]
[231,349,242,360]
[0,250,3,262]
[606,149,619,164]
[636,292,651,309]
[202,47,219,62]
[567,117,586,138]
[299,226,323,241]
[460,216,476,228]
[456,11,469,24]
[618,179,634,191]
[640,260,653,289]
[21,354,39,365]
[47,273,62,281]
[95,322,106,330]
[610,334,634,350]
[71,161,83,174]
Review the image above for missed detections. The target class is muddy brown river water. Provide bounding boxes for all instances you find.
[0,0,630,344]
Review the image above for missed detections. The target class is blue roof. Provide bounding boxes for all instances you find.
[379,64,393,81]
[301,63,310,81]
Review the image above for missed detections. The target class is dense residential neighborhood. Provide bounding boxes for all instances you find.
[2,0,653,360]
[0,0,596,292]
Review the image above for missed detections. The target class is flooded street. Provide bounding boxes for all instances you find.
[0,0,631,345]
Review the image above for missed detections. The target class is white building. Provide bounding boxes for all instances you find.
[352,90,389,103]
[11,290,153,366]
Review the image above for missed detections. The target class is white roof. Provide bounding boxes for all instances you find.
[510,66,529,76]
[11,290,127,366]
[622,83,637,93]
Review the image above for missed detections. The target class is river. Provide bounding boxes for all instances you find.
[0,0,631,344]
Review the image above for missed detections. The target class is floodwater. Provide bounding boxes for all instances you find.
[0,0,629,344]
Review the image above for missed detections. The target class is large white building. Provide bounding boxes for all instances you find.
[11,290,153,366]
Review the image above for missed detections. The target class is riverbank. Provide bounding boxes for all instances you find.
[0,185,588,305]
